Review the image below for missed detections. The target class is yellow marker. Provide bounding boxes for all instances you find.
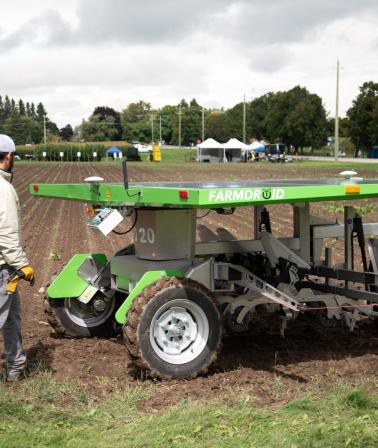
[153,145,161,162]
[344,185,360,194]
[105,190,111,200]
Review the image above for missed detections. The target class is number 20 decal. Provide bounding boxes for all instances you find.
[137,227,155,244]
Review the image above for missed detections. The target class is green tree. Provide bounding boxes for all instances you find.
[81,115,118,142]
[248,93,276,141]
[46,119,59,136]
[172,99,202,145]
[121,101,152,142]
[3,113,43,145]
[26,102,31,117]
[205,111,229,142]
[4,96,12,119]
[59,124,74,141]
[327,117,349,138]
[36,102,47,122]
[265,86,327,152]
[10,98,16,114]
[158,105,177,144]
[347,81,378,152]
[121,101,151,123]
[0,96,4,122]
[224,102,249,142]
[93,106,122,140]
[30,103,36,118]
[18,99,26,116]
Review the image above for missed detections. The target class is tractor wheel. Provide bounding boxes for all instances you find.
[123,277,223,379]
[44,292,117,338]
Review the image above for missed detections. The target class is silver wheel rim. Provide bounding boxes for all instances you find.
[64,295,115,328]
[150,298,209,365]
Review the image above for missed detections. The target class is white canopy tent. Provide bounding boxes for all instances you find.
[197,138,224,163]
[223,138,249,162]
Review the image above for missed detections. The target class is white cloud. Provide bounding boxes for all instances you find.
[1,0,378,127]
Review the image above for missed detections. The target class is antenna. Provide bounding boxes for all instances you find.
[122,160,129,190]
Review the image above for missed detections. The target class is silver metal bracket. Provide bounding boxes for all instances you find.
[214,262,302,312]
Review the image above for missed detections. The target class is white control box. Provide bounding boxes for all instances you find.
[89,208,124,236]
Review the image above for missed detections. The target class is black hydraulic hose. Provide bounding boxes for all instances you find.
[260,207,272,233]
[197,210,212,219]
[352,215,369,291]
[353,216,368,272]
[112,209,138,235]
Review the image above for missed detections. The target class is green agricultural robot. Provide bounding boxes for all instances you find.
[31,165,378,379]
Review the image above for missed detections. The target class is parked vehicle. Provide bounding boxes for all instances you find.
[266,143,286,162]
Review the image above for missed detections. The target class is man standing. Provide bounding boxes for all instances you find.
[0,134,35,381]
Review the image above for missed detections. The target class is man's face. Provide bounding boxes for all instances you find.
[4,152,14,173]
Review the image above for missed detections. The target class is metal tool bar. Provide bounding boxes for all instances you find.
[310,265,377,284]
[300,281,378,302]
[312,223,378,239]
[195,237,300,256]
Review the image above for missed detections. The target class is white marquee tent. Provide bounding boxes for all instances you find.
[223,138,249,162]
[197,138,224,163]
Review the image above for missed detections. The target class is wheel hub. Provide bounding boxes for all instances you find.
[154,307,198,355]
[65,294,115,328]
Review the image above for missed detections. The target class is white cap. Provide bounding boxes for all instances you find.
[0,134,16,153]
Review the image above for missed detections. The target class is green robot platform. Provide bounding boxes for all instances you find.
[31,170,378,379]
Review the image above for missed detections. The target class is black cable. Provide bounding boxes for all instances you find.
[126,190,142,198]
[112,209,138,235]
[197,209,212,219]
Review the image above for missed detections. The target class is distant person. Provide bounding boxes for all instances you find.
[0,134,35,381]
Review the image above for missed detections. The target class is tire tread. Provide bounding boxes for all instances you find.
[123,277,223,379]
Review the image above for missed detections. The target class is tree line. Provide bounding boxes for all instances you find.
[0,95,60,145]
[77,83,378,154]
[78,88,329,153]
[2,81,378,154]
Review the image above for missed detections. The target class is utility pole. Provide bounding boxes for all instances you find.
[151,114,154,144]
[159,116,162,145]
[243,94,246,143]
[202,107,205,142]
[43,115,47,145]
[334,58,340,161]
[178,105,182,149]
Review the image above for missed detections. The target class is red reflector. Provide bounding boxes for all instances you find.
[179,190,189,199]
[33,185,39,192]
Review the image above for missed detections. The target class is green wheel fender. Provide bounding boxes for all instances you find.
[47,253,107,299]
[115,270,182,324]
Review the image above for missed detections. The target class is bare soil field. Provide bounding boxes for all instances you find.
[4,161,378,408]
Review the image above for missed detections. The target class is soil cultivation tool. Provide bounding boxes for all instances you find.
[30,165,378,378]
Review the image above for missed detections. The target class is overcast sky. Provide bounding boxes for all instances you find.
[1,0,378,127]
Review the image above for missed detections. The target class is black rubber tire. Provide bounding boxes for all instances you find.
[123,277,223,379]
[44,294,117,338]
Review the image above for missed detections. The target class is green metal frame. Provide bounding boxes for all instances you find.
[30,180,378,208]
[32,177,378,327]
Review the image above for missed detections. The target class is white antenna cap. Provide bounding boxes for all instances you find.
[84,176,104,183]
[339,170,357,179]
